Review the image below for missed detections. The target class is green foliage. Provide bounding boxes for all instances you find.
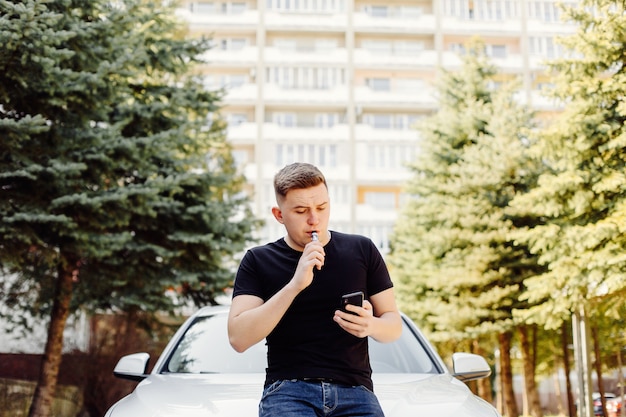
[389,39,544,345]
[509,0,626,328]
[0,0,260,322]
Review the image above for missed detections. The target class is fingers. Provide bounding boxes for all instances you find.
[333,305,373,338]
[305,241,325,270]
[292,242,325,290]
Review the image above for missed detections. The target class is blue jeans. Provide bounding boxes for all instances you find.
[259,379,384,417]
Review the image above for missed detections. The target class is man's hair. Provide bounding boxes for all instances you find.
[274,162,327,202]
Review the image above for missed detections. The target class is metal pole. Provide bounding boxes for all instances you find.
[618,348,624,417]
[495,348,502,414]
[573,307,594,417]
[580,305,594,417]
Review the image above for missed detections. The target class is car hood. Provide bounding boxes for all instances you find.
[107,373,497,417]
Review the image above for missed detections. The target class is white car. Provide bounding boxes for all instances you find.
[105,305,500,417]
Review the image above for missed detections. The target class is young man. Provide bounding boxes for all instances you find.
[228,162,402,417]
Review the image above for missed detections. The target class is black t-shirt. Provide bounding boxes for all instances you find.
[232,231,393,391]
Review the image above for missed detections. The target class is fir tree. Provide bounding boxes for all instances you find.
[509,0,626,328]
[389,39,544,417]
[0,1,259,415]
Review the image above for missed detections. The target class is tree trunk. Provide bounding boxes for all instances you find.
[519,324,543,417]
[499,331,519,417]
[561,323,575,417]
[591,323,607,417]
[28,260,76,417]
[472,340,493,403]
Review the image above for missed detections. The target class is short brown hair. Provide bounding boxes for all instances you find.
[274,162,327,202]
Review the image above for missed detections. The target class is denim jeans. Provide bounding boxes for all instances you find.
[259,379,384,417]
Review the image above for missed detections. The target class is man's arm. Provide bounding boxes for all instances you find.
[227,286,300,353]
[333,287,402,343]
[228,239,325,352]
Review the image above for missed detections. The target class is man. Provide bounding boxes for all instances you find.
[228,162,402,417]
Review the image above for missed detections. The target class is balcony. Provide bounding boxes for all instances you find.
[490,53,526,73]
[226,122,258,144]
[262,122,349,142]
[202,46,259,68]
[177,8,260,31]
[264,46,348,65]
[354,48,438,70]
[265,11,348,32]
[353,12,436,34]
[355,204,398,223]
[440,16,523,35]
[263,85,349,106]
[354,124,420,142]
[223,83,258,105]
[354,85,437,110]
[526,19,577,35]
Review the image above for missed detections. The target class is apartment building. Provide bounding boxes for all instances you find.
[176,0,576,252]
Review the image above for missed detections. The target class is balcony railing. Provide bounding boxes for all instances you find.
[264,11,348,32]
[353,12,436,33]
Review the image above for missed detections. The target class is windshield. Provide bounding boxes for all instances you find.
[162,313,440,374]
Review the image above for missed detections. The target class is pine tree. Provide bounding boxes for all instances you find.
[0,1,259,416]
[509,0,626,328]
[389,39,544,417]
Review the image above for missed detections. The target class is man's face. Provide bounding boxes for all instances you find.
[272,182,330,251]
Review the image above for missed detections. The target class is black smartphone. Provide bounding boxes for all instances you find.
[341,291,364,315]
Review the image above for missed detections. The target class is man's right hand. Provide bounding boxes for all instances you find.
[290,240,325,291]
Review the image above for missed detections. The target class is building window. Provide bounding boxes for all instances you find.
[367,144,417,169]
[203,74,248,89]
[365,5,388,17]
[226,2,247,14]
[372,114,392,129]
[193,2,216,13]
[529,36,562,58]
[399,6,422,18]
[443,0,519,20]
[394,41,424,56]
[357,223,392,253]
[395,79,423,92]
[227,113,248,126]
[489,44,507,58]
[232,149,249,167]
[226,74,247,88]
[273,112,297,127]
[329,184,350,205]
[315,113,339,128]
[362,40,392,55]
[364,192,395,210]
[220,38,247,50]
[275,144,338,168]
[527,1,563,22]
[363,113,421,130]
[366,78,391,91]
[267,0,345,12]
[450,42,465,55]
[267,66,345,90]
[315,40,337,52]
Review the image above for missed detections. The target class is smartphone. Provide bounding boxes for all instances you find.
[341,291,364,315]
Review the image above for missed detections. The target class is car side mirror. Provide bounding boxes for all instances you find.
[113,352,150,382]
[451,352,492,382]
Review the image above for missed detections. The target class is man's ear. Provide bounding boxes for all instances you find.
[271,206,284,224]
